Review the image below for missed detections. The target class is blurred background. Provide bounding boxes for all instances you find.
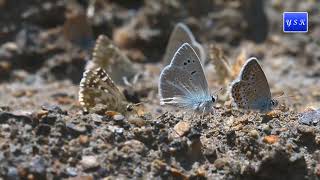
[0,1,320,179]
[0,0,319,110]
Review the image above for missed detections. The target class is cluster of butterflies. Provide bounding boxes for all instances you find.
[79,23,281,116]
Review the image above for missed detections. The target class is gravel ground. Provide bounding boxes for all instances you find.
[0,0,319,179]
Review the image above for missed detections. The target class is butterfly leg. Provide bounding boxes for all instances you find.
[189,111,195,121]
[201,107,206,120]
[211,107,219,119]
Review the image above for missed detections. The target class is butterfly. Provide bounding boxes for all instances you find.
[79,67,127,113]
[231,57,278,112]
[208,45,247,85]
[159,43,216,113]
[85,35,139,86]
[163,23,205,65]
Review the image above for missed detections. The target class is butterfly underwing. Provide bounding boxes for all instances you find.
[85,35,139,85]
[163,23,206,65]
[79,67,127,113]
[159,43,216,113]
[231,57,278,112]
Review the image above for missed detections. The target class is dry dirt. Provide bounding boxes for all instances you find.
[0,0,319,179]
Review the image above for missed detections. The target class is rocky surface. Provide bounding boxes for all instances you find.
[0,0,319,179]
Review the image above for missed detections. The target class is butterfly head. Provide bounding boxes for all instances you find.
[194,94,217,113]
[211,94,217,104]
[269,99,278,110]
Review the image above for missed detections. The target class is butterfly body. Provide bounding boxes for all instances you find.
[231,58,278,112]
[159,43,216,114]
[192,95,216,113]
[85,35,138,85]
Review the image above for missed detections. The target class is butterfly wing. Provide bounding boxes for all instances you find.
[209,45,232,84]
[85,35,138,85]
[159,43,210,109]
[79,68,126,112]
[163,23,205,65]
[231,58,272,111]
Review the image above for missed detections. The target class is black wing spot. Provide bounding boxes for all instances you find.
[193,60,195,63]
[184,62,187,65]
[191,71,197,75]
[187,59,191,63]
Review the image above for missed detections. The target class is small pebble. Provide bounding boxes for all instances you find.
[128,117,146,127]
[169,167,188,179]
[66,167,77,177]
[122,140,145,154]
[173,121,190,137]
[249,129,259,139]
[297,125,315,135]
[298,108,320,125]
[36,110,49,119]
[108,125,124,134]
[262,124,272,134]
[90,114,103,123]
[266,110,281,118]
[263,135,279,144]
[80,156,99,170]
[79,135,89,145]
[66,123,87,136]
[105,111,119,117]
[214,158,228,170]
[2,42,18,51]
[113,114,125,121]
[41,105,64,114]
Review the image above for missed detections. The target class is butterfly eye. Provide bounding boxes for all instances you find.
[211,96,216,103]
[271,100,278,106]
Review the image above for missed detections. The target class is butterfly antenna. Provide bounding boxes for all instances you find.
[213,87,224,95]
[211,87,224,102]
[273,91,284,99]
[274,91,295,100]
[273,91,297,111]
